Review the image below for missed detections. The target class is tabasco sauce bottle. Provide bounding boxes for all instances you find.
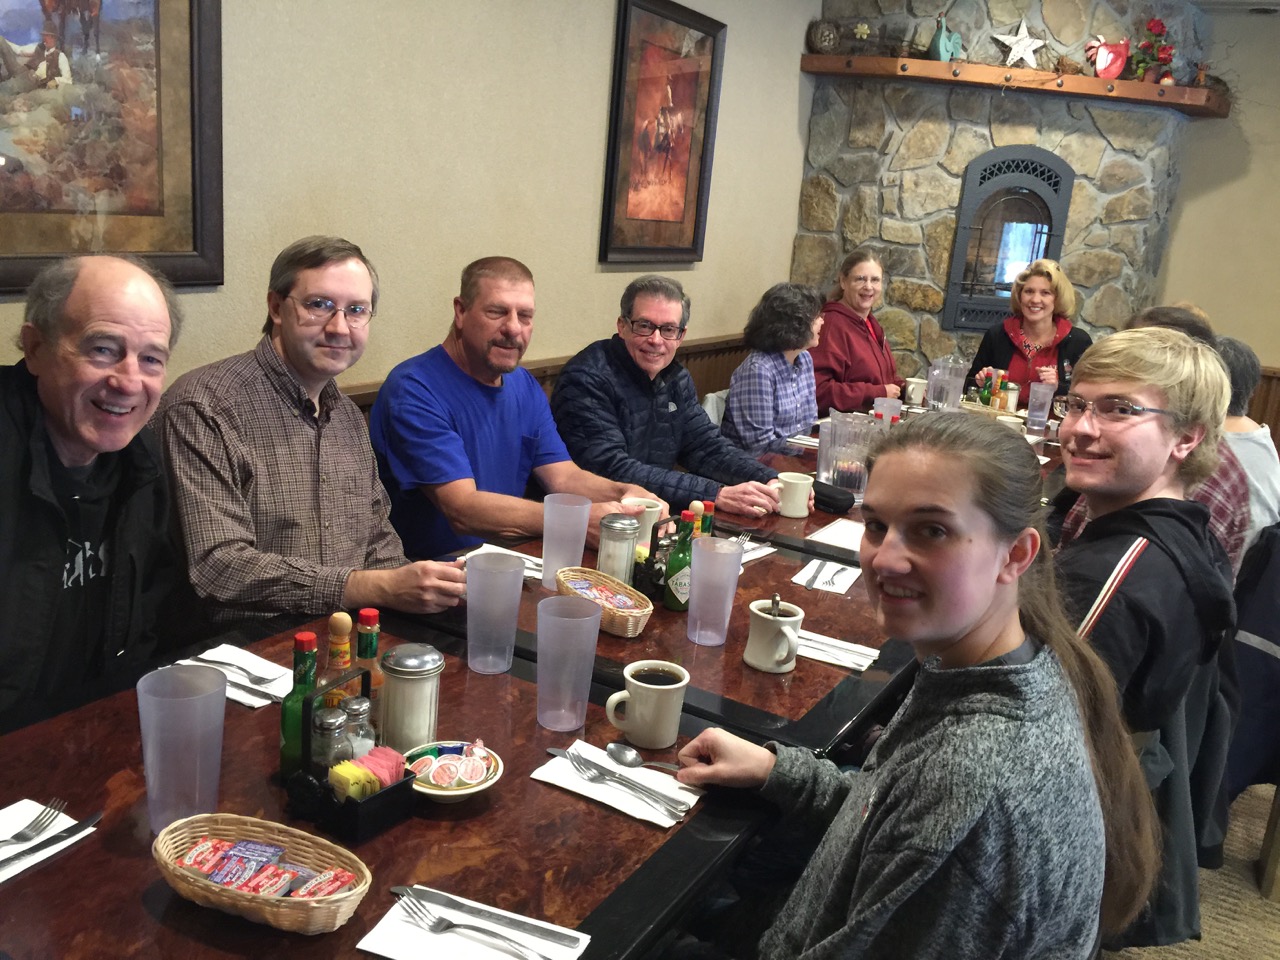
[662,511,697,612]
[279,631,318,778]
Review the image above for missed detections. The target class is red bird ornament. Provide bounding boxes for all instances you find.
[1085,35,1130,80]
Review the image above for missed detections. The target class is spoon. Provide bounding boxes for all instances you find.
[606,741,681,773]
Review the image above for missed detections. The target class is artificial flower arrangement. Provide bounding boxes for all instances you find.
[1128,18,1175,82]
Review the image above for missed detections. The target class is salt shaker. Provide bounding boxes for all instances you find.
[597,513,640,585]
[341,696,376,758]
[379,643,445,752]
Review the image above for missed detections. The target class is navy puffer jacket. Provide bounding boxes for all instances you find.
[551,336,776,506]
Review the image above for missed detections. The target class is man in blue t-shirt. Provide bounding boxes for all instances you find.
[370,256,664,559]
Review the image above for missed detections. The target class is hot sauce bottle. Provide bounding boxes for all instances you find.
[280,631,318,778]
[354,608,385,731]
[320,611,359,708]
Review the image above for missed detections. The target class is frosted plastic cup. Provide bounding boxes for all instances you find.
[137,664,226,834]
[777,471,813,519]
[622,496,662,551]
[536,595,601,731]
[467,553,526,674]
[687,537,746,647]
[1026,381,1055,432]
[542,493,590,589]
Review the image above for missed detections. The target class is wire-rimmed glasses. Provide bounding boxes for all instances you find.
[286,295,375,328]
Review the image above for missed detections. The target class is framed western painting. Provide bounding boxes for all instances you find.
[599,0,725,263]
[0,0,222,293]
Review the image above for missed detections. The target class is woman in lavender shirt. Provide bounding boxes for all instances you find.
[721,284,823,457]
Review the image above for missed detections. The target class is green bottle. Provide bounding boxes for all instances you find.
[280,631,318,778]
[663,510,697,612]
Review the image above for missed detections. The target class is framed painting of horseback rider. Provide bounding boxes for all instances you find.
[0,0,221,292]
[598,0,725,263]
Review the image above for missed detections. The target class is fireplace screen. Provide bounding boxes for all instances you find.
[942,147,1074,332]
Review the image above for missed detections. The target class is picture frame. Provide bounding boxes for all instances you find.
[598,0,725,263]
[0,0,222,293]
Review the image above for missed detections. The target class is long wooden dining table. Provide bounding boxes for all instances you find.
[0,616,771,960]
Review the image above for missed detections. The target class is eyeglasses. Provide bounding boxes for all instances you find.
[849,275,882,286]
[287,295,375,328]
[1052,394,1175,423]
[624,317,686,341]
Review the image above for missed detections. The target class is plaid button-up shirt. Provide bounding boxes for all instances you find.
[721,350,818,456]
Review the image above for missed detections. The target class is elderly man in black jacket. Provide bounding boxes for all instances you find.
[551,275,782,516]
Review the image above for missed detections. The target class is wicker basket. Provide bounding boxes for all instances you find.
[555,566,654,638]
[153,812,371,935]
[959,400,1025,420]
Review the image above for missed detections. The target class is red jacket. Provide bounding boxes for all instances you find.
[810,301,902,414]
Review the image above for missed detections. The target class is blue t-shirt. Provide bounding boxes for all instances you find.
[369,345,570,558]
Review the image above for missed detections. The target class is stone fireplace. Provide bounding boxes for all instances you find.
[788,0,1214,377]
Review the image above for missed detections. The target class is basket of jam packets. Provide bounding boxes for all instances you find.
[407,739,503,803]
[555,567,653,638]
[152,812,371,934]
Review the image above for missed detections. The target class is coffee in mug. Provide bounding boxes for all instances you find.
[605,659,690,749]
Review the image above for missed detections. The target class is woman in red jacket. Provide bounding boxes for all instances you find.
[811,248,903,414]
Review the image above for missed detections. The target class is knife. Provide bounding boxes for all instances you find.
[546,748,691,815]
[390,886,583,948]
[0,811,102,875]
[223,677,283,703]
[804,560,828,590]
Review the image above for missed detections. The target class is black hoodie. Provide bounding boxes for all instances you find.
[1055,497,1237,947]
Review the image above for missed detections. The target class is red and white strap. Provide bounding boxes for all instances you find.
[1077,537,1149,639]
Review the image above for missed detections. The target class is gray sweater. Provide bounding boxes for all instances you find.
[757,647,1104,960]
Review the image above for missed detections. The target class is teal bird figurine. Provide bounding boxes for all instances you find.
[926,14,963,62]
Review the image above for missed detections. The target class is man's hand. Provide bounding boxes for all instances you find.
[676,728,776,789]
[618,484,670,521]
[714,481,780,517]
[345,559,467,614]
[586,500,641,549]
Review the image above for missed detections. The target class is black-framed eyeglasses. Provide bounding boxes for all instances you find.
[1052,394,1175,423]
[624,317,686,341]
[287,295,375,329]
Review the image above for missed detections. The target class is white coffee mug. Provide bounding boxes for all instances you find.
[744,599,803,674]
[996,415,1026,435]
[777,472,813,519]
[605,660,690,749]
[904,377,927,405]
[621,497,663,551]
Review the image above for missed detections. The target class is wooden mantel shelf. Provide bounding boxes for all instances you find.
[801,54,1230,119]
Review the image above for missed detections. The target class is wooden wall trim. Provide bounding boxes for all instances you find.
[342,333,749,415]
[1251,367,1280,451]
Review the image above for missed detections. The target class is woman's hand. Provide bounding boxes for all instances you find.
[1035,365,1059,387]
[676,728,777,789]
[883,383,901,400]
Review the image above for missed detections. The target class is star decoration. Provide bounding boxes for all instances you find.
[993,18,1045,69]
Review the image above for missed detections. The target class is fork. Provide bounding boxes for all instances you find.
[565,751,687,820]
[819,564,844,588]
[0,799,66,850]
[731,531,752,546]
[397,893,552,960]
[192,653,280,686]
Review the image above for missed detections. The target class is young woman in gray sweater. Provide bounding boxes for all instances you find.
[675,413,1159,959]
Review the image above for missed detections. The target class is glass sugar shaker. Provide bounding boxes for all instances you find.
[311,707,353,770]
[341,696,376,759]
[379,643,444,753]
[597,513,640,585]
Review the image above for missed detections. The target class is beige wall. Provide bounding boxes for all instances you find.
[0,0,820,383]
[1159,11,1280,365]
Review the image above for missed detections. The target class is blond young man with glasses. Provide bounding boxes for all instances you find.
[155,236,467,625]
[1052,327,1237,949]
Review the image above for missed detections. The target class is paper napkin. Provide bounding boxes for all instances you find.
[359,886,589,960]
[179,644,292,708]
[741,543,777,565]
[0,800,93,884]
[796,630,880,671]
[463,543,544,580]
[805,518,865,552]
[792,559,861,594]
[531,741,701,828]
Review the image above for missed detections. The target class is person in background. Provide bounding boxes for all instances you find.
[0,20,72,92]
[671,413,1158,959]
[721,283,822,457]
[1055,306,1251,577]
[965,258,1092,404]
[1217,335,1280,552]
[810,247,903,414]
[1,255,182,728]
[155,236,466,622]
[551,274,781,517]
[1053,328,1236,948]
[370,256,662,559]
